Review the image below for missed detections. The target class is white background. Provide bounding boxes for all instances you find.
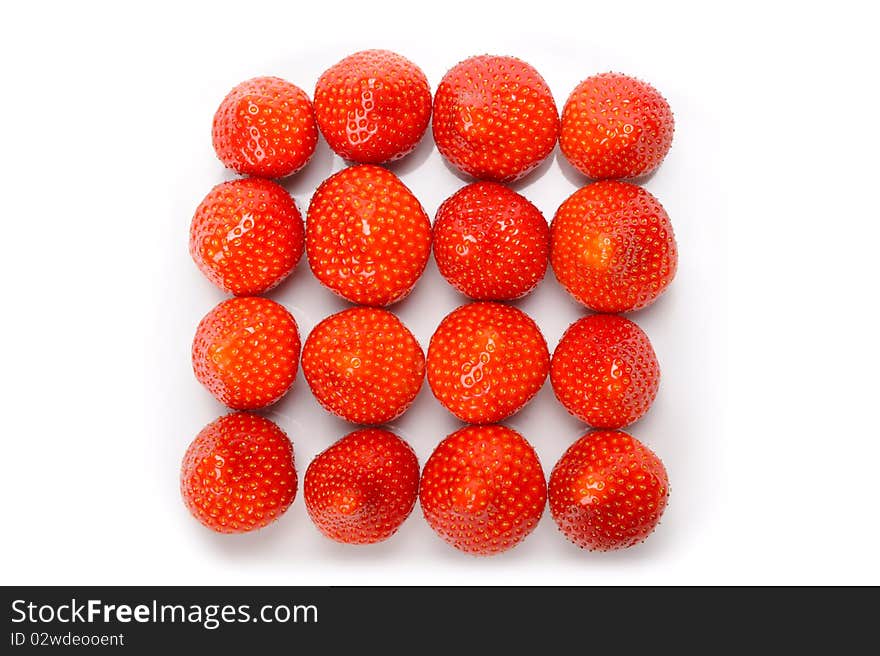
[2,1,878,586]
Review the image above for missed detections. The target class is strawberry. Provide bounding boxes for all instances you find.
[189,178,304,296]
[306,164,432,306]
[301,307,425,425]
[433,182,549,300]
[305,428,419,544]
[551,314,659,428]
[314,49,432,164]
[549,429,668,551]
[427,302,549,423]
[560,72,674,180]
[432,55,559,182]
[181,413,297,534]
[212,76,318,179]
[420,424,546,555]
[192,297,300,410]
[550,180,677,313]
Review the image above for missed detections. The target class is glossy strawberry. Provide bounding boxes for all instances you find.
[549,430,668,551]
[427,302,549,423]
[301,307,425,425]
[181,413,297,533]
[420,424,546,555]
[551,314,659,428]
[306,165,431,306]
[189,178,304,295]
[192,297,300,409]
[305,428,419,544]
[550,180,677,312]
[433,182,549,300]
[314,49,432,164]
[560,72,674,180]
[212,76,318,179]
[432,55,559,182]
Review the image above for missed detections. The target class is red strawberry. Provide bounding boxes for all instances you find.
[433,182,549,300]
[306,164,432,306]
[551,314,659,428]
[301,307,425,425]
[427,302,549,423]
[305,428,419,544]
[181,413,297,534]
[550,180,677,312]
[192,297,300,409]
[420,424,546,555]
[314,50,432,164]
[560,72,674,180]
[189,178,304,296]
[432,55,559,182]
[549,430,668,551]
[212,76,318,179]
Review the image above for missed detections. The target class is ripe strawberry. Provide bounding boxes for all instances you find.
[420,424,546,555]
[433,182,549,300]
[427,302,549,423]
[212,76,318,179]
[301,307,425,425]
[549,429,668,551]
[192,297,300,410]
[551,314,659,428]
[181,413,297,534]
[550,180,677,312]
[306,164,431,306]
[560,72,674,180]
[189,178,304,296]
[432,55,559,182]
[305,428,419,544]
[314,49,432,164]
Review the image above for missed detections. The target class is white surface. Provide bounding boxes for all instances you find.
[1,1,878,586]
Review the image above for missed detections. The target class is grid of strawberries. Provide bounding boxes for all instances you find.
[170,54,697,565]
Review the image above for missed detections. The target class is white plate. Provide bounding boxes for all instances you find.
[154,46,726,585]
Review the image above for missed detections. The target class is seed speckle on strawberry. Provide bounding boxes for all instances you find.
[427,302,549,424]
[315,49,432,164]
[212,76,318,179]
[302,307,425,425]
[420,424,546,555]
[550,180,677,313]
[181,413,297,534]
[305,428,419,544]
[192,297,301,410]
[551,314,660,428]
[549,429,668,551]
[189,178,304,296]
[432,55,559,182]
[560,72,674,180]
[306,164,432,306]
[433,182,549,300]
